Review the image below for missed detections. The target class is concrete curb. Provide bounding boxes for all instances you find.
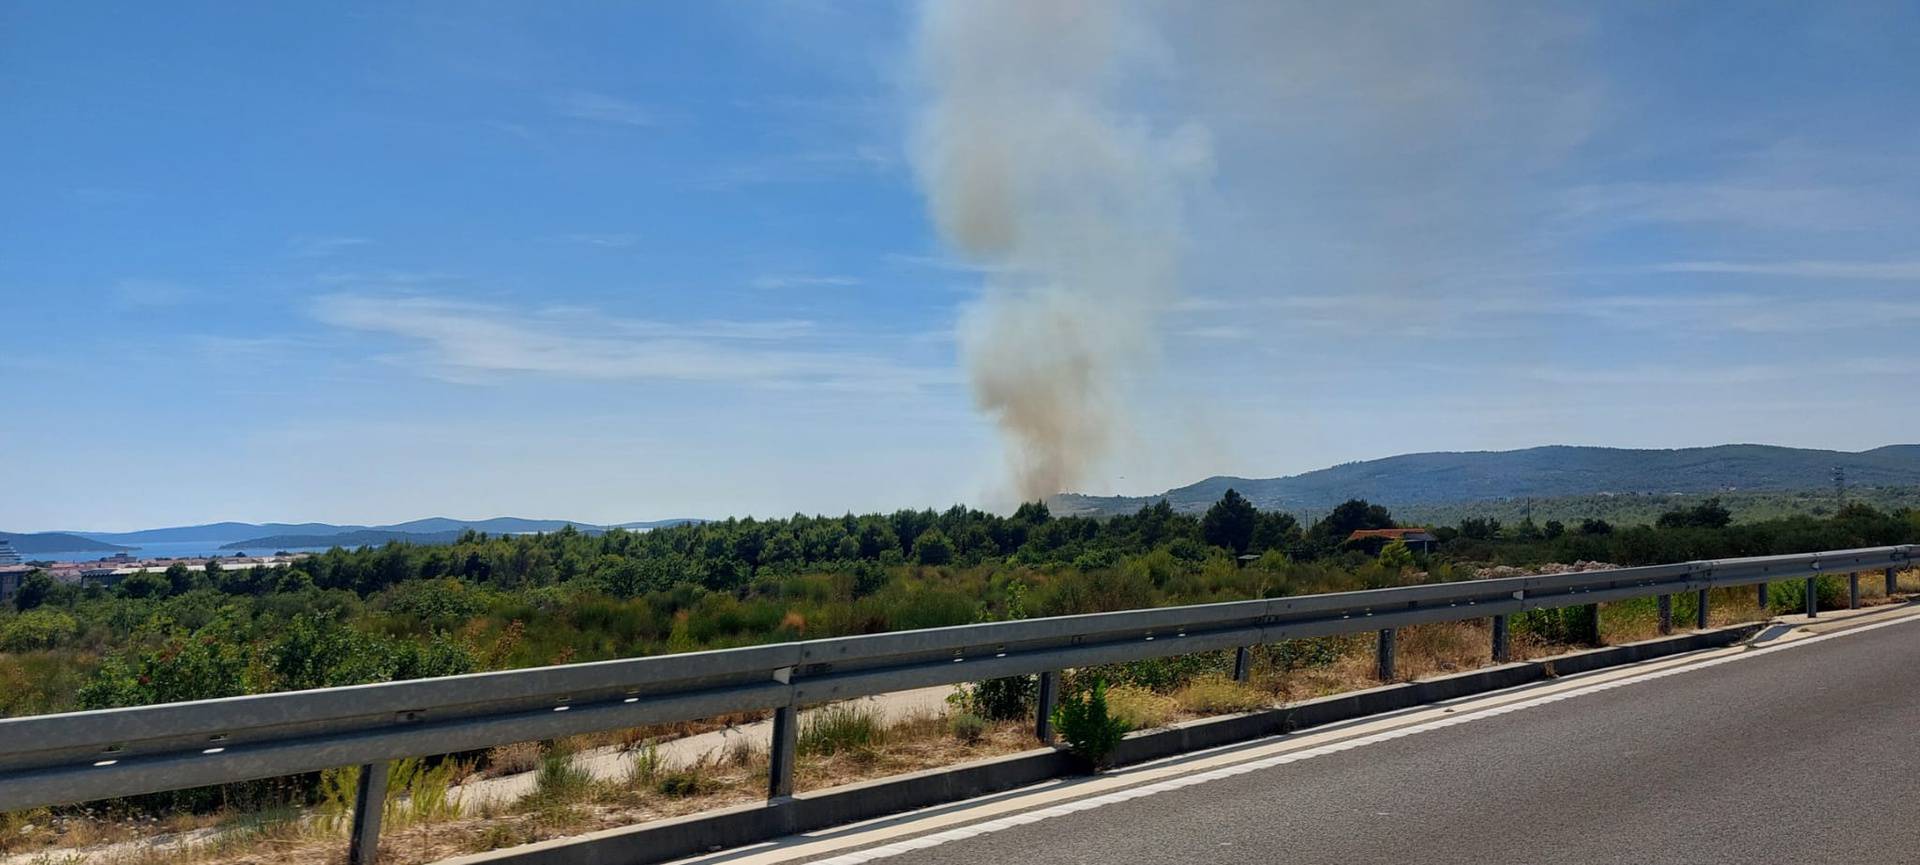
[435,623,1762,865]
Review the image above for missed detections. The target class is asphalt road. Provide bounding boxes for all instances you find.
[798,615,1920,865]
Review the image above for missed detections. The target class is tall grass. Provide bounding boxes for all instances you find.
[799,704,886,757]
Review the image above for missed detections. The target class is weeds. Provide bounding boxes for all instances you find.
[947,712,988,744]
[1172,676,1268,714]
[627,743,662,788]
[799,704,885,757]
[523,748,593,808]
[1104,685,1177,729]
[654,757,717,798]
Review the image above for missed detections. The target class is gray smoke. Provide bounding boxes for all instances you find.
[911,0,1210,501]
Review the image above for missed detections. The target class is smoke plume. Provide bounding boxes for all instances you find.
[911,0,1209,501]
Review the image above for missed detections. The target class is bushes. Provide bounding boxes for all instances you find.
[0,609,78,651]
[947,712,988,744]
[1052,679,1129,769]
[799,704,885,757]
[1767,575,1847,612]
[1172,676,1268,714]
[525,747,593,806]
[1514,605,1598,646]
[1104,685,1176,730]
[953,675,1036,721]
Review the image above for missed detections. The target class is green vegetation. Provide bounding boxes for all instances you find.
[1052,679,1128,769]
[3,497,1915,724]
[0,493,1912,818]
[798,704,886,757]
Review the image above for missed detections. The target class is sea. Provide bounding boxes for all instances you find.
[32,539,336,563]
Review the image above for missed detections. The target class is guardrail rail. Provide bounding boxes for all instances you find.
[1,544,1911,863]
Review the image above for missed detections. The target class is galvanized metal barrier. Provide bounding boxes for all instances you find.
[0,544,1910,863]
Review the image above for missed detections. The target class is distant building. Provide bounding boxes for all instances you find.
[1346,528,1440,554]
[0,566,28,601]
[0,540,20,565]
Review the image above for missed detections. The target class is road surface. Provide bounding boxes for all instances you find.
[704,608,1920,865]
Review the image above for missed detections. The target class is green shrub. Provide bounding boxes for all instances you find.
[1514,604,1599,645]
[948,712,989,744]
[0,609,78,651]
[1052,679,1129,769]
[655,757,716,797]
[1767,576,1847,612]
[525,748,593,806]
[799,703,885,757]
[953,675,1035,721]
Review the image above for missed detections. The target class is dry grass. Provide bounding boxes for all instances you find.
[480,742,543,779]
[1170,676,1269,715]
[1105,685,1178,729]
[25,568,1919,865]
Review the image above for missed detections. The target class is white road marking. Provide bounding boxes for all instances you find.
[685,607,1920,865]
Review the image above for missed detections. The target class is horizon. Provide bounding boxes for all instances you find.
[9,439,1917,535]
[6,3,1919,531]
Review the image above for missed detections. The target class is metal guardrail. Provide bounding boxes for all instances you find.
[0,544,1911,861]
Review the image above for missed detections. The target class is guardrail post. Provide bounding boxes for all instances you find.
[1035,671,1060,744]
[768,704,798,799]
[1657,594,1673,635]
[1805,577,1818,619]
[1491,614,1510,663]
[1695,589,1709,629]
[347,761,389,865]
[1888,567,1899,596]
[1376,628,1397,681]
[1849,572,1861,609]
[1232,647,1252,683]
[1757,582,1769,611]
[1582,603,1601,645]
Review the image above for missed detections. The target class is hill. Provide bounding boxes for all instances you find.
[1052,444,1920,518]
[0,532,130,555]
[70,522,364,545]
[217,519,706,551]
[220,529,466,550]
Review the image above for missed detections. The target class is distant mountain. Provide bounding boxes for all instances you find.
[1052,444,1920,517]
[612,519,707,530]
[68,522,362,545]
[373,517,601,535]
[0,531,130,555]
[220,529,466,550]
[214,517,708,551]
[10,516,708,554]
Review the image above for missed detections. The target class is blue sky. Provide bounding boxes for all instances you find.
[3,2,1918,532]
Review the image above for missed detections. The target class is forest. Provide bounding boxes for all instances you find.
[4,493,1918,719]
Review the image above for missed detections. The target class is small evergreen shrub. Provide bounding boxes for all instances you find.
[948,711,988,744]
[1052,679,1129,770]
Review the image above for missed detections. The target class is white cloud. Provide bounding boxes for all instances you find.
[553,233,643,248]
[111,278,197,307]
[289,235,371,258]
[1174,325,1254,341]
[1559,181,1907,234]
[1649,260,1920,281]
[310,294,948,391]
[749,274,862,290]
[549,91,654,127]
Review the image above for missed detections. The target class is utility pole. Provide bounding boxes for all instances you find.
[1832,466,1847,511]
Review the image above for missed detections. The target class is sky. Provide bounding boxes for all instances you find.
[2,1,1918,532]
